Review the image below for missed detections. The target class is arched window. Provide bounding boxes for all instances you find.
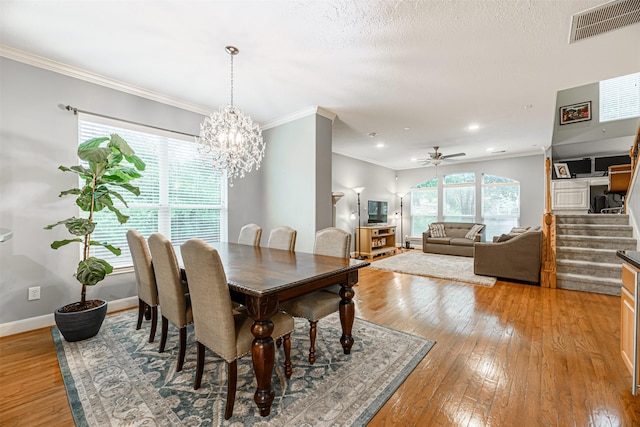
[443,172,475,222]
[410,177,437,235]
[481,174,520,237]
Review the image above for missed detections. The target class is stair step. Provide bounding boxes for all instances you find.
[556,273,621,296]
[556,259,622,279]
[556,246,621,263]
[556,224,633,237]
[556,214,629,225]
[556,235,636,250]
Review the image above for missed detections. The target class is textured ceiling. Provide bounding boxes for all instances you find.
[1,0,639,170]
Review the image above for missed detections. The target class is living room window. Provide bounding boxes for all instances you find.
[410,177,437,235]
[481,174,520,237]
[443,172,475,222]
[78,115,227,269]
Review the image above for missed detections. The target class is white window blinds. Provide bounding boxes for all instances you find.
[600,72,640,123]
[78,115,226,269]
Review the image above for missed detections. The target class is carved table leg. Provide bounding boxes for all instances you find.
[339,271,358,354]
[246,295,279,417]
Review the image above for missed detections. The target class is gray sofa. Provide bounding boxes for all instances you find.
[422,222,485,257]
[473,227,542,283]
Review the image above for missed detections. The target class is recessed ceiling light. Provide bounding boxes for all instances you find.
[467,124,480,131]
[486,147,494,151]
[404,127,410,131]
[410,157,418,162]
[376,143,384,148]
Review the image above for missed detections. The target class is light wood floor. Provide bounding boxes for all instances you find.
[2,267,640,426]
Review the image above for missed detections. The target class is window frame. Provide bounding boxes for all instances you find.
[77,113,228,270]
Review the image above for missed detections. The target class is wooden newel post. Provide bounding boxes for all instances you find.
[541,157,556,288]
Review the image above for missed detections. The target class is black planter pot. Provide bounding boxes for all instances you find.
[54,300,108,342]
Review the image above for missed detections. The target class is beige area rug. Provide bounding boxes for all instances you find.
[53,309,434,426]
[370,250,497,286]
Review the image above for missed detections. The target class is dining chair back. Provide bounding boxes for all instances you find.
[238,223,262,246]
[126,229,159,343]
[180,238,294,419]
[147,233,192,372]
[267,226,297,251]
[313,227,352,294]
[314,227,351,258]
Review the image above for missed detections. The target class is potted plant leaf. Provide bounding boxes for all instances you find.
[45,133,145,342]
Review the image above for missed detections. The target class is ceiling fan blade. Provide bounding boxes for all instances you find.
[442,152,465,159]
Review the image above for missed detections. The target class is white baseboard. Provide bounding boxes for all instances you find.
[0,296,138,338]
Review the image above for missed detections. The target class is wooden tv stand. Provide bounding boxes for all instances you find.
[355,225,397,260]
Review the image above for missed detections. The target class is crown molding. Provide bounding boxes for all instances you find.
[262,106,337,130]
[0,45,211,115]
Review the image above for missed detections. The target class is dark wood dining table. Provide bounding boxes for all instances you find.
[177,242,370,417]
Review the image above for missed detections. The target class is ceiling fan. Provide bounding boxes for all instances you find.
[419,146,466,166]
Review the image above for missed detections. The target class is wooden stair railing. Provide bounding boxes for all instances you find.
[625,122,640,213]
[541,157,556,288]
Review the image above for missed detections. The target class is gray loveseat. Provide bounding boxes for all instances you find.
[473,227,542,283]
[422,222,485,257]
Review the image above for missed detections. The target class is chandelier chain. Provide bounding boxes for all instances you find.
[229,51,234,107]
[195,45,265,186]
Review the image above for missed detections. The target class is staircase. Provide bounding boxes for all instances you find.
[555,214,636,296]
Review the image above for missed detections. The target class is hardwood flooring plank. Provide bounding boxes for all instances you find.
[2,265,640,426]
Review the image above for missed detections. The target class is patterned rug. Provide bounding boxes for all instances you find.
[370,251,497,286]
[53,309,434,426]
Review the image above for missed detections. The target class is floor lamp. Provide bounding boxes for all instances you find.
[353,186,365,259]
[397,192,406,248]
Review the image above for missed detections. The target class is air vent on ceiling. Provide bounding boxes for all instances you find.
[569,0,640,43]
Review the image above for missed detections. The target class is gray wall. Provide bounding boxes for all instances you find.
[552,80,638,160]
[0,58,203,324]
[396,154,546,236]
[332,153,545,247]
[228,113,333,253]
[332,154,402,250]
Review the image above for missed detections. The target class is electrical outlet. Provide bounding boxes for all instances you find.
[28,286,40,301]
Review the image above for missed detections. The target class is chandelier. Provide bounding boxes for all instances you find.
[196,46,265,186]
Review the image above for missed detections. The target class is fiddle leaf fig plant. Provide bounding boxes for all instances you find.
[45,134,145,308]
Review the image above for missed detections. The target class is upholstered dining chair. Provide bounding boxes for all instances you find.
[238,223,262,246]
[126,229,159,343]
[279,227,351,364]
[313,227,351,295]
[180,238,294,420]
[267,226,297,251]
[147,233,192,372]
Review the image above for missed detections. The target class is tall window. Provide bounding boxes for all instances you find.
[481,174,520,237]
[443,172,475,222]
[79,115,226,268]
[410,178,437,235]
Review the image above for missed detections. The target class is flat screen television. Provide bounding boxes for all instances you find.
[367,200,388,224]
[595,155,631,172]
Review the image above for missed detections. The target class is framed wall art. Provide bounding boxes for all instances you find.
[560,101,591,125]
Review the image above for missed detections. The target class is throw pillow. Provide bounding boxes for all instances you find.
[510,226,530,234]
[464,224,484,240]
[429,223,446,238]
[496,233,515,242]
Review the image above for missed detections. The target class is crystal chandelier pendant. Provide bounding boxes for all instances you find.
[196,46,265,186]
